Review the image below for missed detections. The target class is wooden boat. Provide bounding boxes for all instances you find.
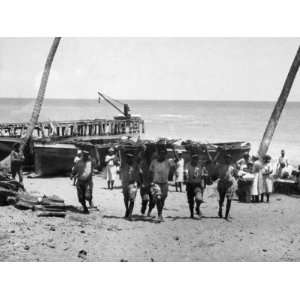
[0,114,145,176]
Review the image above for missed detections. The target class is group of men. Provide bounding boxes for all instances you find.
[71,146,237,222]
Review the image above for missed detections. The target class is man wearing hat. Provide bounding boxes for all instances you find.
[148,147,176,222]
[71,150,94,214]
[184,153,208,218]
[119,152,141,220]
[217,154,237,220]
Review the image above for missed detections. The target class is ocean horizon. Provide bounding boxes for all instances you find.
[1,98,299,165]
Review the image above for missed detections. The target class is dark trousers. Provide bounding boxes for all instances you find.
[140,185,153,214]
[218,188,232,219]
[186,183,203,216]
[149,183,168,217]
[11,163,23,183]
[123,185,137,218]
[76,180,93,207]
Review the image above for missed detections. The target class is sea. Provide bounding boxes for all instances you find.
[1,98,299,165]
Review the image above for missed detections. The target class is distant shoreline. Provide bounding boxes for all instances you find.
[1,97,300,103]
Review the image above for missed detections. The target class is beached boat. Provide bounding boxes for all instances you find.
[0,114,145,176]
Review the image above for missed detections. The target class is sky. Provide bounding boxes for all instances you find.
[1,37,300,101]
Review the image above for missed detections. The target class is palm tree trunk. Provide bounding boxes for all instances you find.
[258,46,300,158]
[20,37,61,152]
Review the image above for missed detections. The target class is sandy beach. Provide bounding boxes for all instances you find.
[0,174,299,262]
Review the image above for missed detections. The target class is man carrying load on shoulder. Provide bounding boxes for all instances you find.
[120,152,141,220]
[71,150,94,214]
[139,153,153,216]
[184,153,208,219]
[217,154,238,221]
[148,147,176,222]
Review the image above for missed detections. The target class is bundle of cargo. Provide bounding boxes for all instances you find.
[115,138,180,164]
[181,140,251,164]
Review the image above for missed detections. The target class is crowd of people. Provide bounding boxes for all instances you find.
[7,142,300,223]
[236,149,295,203]
[71,146,241,222]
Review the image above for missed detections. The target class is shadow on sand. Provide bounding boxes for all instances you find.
[103,214,162,223]
[102,214,222,223]
[65,205,100,214]
[165,215,221,221]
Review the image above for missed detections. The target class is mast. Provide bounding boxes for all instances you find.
[258,46,300,158]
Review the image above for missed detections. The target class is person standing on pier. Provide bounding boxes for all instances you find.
[148,147,176,222]
[10,143,24,184]
[71,150,94,214]
[184,154,208,218]
[120,153,141,220]
[217,154,237,220]
[104,147,118,190]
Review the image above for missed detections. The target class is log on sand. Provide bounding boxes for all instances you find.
[37,212,66,218]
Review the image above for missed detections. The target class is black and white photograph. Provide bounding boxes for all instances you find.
[3,1,300,299]
[1,36,300,262]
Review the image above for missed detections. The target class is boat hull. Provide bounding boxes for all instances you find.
[34,144,77,176]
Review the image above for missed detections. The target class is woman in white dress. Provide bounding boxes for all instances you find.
[262,155,273,203]
[105,148,118,190]
[175,152,184,192]
[251,156,264,202]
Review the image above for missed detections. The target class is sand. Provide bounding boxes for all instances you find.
[1,175,300,262]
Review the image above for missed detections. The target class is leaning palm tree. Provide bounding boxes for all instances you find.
[0,37,61,170]
[20,37,61,152]
[258,45,300,158]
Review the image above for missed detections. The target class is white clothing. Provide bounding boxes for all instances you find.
[105,154,117,181]
[175,158,184,182]
[262,163,273,194]
[251,161,263,196]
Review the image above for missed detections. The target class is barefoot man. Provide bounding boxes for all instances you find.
[139,153,153,216]
[217,154,237,220]
[148,147,176,222]
[120,153,141,220]
[71,150,94,214]
[184,153,208,218]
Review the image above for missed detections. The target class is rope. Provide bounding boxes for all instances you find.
[98,91,125,105]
